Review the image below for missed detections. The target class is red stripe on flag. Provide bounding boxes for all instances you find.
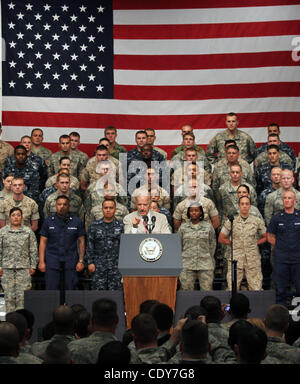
[114,83,300,101]
[3,111,300,130]
[114,51,296,70]
[113,0,300,10]
[114,20,300,40]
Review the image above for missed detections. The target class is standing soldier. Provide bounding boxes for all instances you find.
[0,174,14,202]
[69,131,89,170]
[104,126,127,160]
[0,207,38,313]
[206,112,257,164]
[178,203,216,291]
[39,196,85,290]
[86,199,124,290]
[31,128,53,166]
[218,196,267,290]
[0,123,14,175]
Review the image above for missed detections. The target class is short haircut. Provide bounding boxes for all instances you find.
[183,132,195,140]
[139,300,159,314]
[59,134,70,141]
[92,298,118,327]
[268,133,279,139]
[52,305,75,334]
[97,341,131,365]
[228,319,253,350]
[75,310,91,339]
[267,144,279,152]
[237,184,250,194]
[238,195,251,204]
[14,144,27,154]
[145,128,155,134]
[131,313,158,344]
[99,137,110,143]
[185,146,197,153]
[16,309,35,332]
[238,325,267,364]
[102,198,116,207]
[135,130,147,137]
[0,322,19,356]
[6,311,27,343]
[69,131,80,138]
[268,123,279,129]
[265,304,289,332]
[9,207,23,216]
[95,144,109,152]
[56,173,70,182]
[20,135,31,141]
[200,296,222,323]
[226,144,239,152]
[229,293,250,318]
[150,303,173,332]
[105,126,117,133]
[31,128,43,136]
[224,139,237,147]
[56,195,70,203]
[181,320,208,355]
[3,173,14,179]
[227,112,237,117]
[59,156,70,164]
[230,163,242,172]
[184,305,206,320]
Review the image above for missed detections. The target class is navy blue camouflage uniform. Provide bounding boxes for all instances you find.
[255,162,292,195]
[256,142,296,171]
[86,218,124,290]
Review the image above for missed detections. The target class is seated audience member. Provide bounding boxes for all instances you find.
[74,311,91,339]
[222,293,251,331]
[104,125,127,160]
[171,124,205,159]
[150,200,172,230]
[236,325,268,364]
[0,322,20,364]
[45,156,80,192]
[31,305,76,360]
[5,311,42,364]
[68,298,119,364]
[200,296,229,346]
[97,341,131,365]
[150,303,174,346]
[0,174,13,202]
[43,340,73,364]
[30,128,52,166]
[16,309,35,353]
[264,304,300,364]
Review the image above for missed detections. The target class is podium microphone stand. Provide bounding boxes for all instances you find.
[228,215,237,295]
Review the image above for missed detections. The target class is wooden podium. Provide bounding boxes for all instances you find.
[119,234,182,329]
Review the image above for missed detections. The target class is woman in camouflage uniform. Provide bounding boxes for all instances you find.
[178,202,216,290]
[0,207,38,313]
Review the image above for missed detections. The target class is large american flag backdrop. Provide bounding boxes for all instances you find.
[1,0,300,158]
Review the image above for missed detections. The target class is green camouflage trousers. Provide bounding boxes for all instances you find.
[2,269,32,313]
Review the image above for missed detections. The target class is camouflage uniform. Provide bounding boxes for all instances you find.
[258,186,276,217]
[211,158,256,197]
[71,148,89,169]
[0,195,39,227]
[0,190,12,202]
[110,142,127,160]
[84,181,127,214]
[153,146,168,160]
[86,202,129,231]
[16,353,42,364]
[0,356,19,364]
[172,165,211,188]
[217,181,257,222]
[0,140,14,174]
[173,197,219,229]
[131,185,171,211]
[48,150,84,179]
[131,339,176,364]
[206,130,257,164]
[178,220,216,290]
[31,334,75,360]
[254,150,294,172]
[86,218,124,290]
[3,157,41,203]
[0,224,38,313]
[45,174,80,192]
[221,214,266,290]
[171,144,205,159]
[31,145,52,166]
[81,156,122,186]
[43,190,85,222]
[264,187,300,226]
[68,331,118,364]
[255,162,292,195]
[256,142,296,170]
[171,151,212,174]
[266,336,300,364]
[207,323,229,347]
[174,183,215,208]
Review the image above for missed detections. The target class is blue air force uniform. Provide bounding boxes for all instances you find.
[86,218,124,290]
[40,214,85,290]
[268,209,300,305]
